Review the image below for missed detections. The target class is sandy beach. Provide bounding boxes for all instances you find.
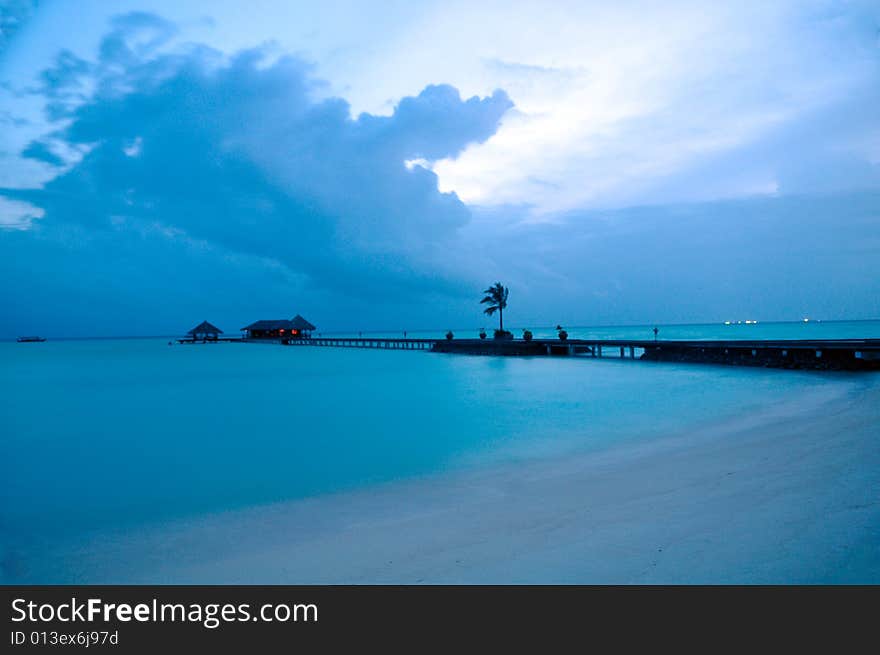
[11,376,880,585]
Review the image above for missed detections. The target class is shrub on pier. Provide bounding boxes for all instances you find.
[558,329,568,341]
[494,329,513,340]
[522,329,533,341]
[446,330,454,340]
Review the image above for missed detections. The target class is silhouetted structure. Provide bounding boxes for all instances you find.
[429,337,880,369]
[187,321,223,341]
[282,334,880,370]
[242,316,316,340]
[290,314,316,337]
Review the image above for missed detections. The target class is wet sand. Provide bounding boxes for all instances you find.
[11,377,880,584]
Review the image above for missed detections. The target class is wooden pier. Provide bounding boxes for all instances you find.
[285,337,435,350]
[431,337,880,371]
[178,334,880,371]
[176,337,243,344]
[287,336,880,371]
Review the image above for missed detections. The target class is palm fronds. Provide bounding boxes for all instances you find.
[480,282,508,316]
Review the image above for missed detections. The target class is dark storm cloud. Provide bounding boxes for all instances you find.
[468,192,880,326]
[3,12,512,301]
[21,139,62,166]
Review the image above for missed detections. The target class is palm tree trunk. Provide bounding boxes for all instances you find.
[499,306,503,332]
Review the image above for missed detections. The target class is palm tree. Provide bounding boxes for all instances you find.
[481,282,509,333]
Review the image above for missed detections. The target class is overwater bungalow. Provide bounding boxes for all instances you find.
[187,320,223,342]
[290,314,316,338]
[241,316,316,340]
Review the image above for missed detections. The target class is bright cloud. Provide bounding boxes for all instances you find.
[414,0,880,213]
[0,196,42,229]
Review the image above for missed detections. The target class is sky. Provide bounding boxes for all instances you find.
[1,0,879,337]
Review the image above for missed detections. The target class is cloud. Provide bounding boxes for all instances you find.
[0,217,314,338]
[21,139,63,166]
[0,0,38,55]
[417,0,880,214]
[464,191,880,326]
[0,195,42,229]
[2,7,878,337]
[2,12,512,301]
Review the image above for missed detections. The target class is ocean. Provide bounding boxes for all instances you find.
[2,320,878,545]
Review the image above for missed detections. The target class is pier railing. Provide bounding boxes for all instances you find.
[286,337,436,350]
[179,335,880,370]
[301,336,880,370]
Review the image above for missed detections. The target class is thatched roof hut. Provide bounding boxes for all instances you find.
[187,320,223,340]
[290,315,316,332]
[241,316,316,339]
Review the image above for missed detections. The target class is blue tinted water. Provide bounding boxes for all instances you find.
[2,320,877,540]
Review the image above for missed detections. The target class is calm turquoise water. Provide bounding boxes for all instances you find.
[2,320,877,540]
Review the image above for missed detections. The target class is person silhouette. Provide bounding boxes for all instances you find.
[653,326,659,340]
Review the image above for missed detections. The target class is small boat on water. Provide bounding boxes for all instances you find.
[17,336,47,343]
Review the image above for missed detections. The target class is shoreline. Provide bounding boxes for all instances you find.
[11,375,880,584]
